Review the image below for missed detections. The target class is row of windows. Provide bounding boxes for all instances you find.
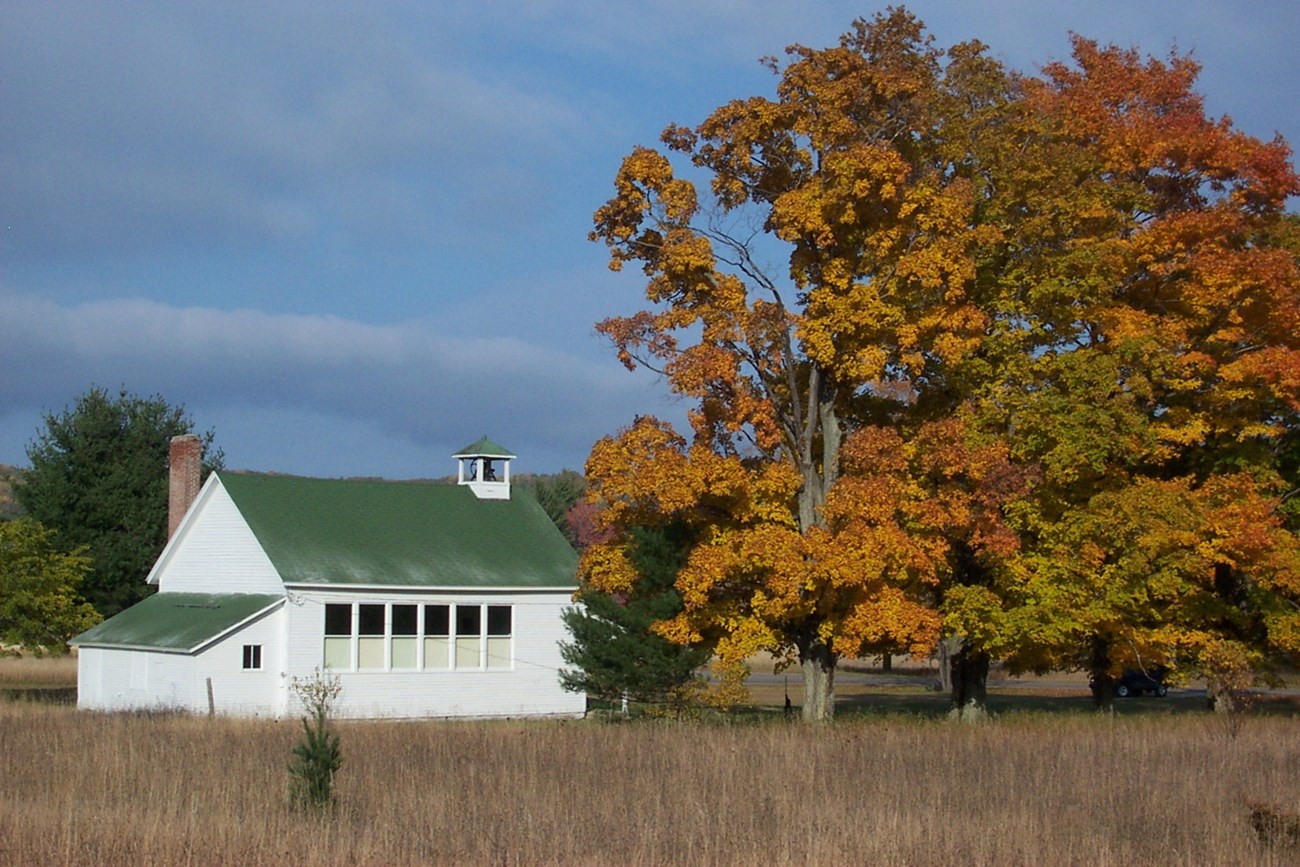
[323,603,512,672]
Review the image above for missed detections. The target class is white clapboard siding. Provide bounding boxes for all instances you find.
[76,647,197,712]
[150,477,284,595]
[192,606,287,717]
[283,590,585,719]
[76,607,287,715]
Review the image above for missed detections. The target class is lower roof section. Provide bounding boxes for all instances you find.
[70,592,283,653]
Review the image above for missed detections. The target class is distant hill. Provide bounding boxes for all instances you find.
[222,468,456,485]
[0,465,24,520]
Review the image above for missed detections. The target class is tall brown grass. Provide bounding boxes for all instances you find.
[0,652,77,687]
[3,696,1300,866]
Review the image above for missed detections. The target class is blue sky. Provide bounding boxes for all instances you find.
[3,1,1298,478]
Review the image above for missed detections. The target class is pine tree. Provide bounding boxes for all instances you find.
[16,387,222,616]
[559,523,709,708]
[288,669,342,811]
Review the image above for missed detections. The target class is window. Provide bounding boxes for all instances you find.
[358,604,385,669]
[324,604,352,670]
[486,605,512,669]
[487,605,511,635]
[242,644,263,670]
[424,604,450,669]
[321,601,513,672]
[391,604,418,669]
[455,605,481,670]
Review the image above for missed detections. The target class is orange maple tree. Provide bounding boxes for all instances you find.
[586,11,1015,720]
[585,9,1300,720]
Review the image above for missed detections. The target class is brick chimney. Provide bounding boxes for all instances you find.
[168,434,202,538]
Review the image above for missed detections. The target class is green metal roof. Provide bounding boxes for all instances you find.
[218,473,578,588]
[453,436,515,458]
[71,593,282,652]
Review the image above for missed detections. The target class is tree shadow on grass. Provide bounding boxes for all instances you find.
[0,686,77,705]
[830,687,1300,720]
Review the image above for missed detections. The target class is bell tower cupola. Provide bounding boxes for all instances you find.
[454,436,515,500]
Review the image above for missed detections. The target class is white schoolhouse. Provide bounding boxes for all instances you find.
[71,436,585,720]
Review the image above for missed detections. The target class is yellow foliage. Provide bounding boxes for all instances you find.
[587,8,1300,702]
[577,544,638,596]
[700,655,751,710]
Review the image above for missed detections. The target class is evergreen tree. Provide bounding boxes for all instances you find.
[522,470,586,546]
[559,523,709,707]
[16,387,222,616]
[288,668,343,811]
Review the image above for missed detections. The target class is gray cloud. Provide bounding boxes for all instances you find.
[0,1,586,262]
[0,289,669,473]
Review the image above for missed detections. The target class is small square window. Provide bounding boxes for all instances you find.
[242,644,263,670]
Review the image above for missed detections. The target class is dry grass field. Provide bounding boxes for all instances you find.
[0,653,77,687]
[3,656,1300,865]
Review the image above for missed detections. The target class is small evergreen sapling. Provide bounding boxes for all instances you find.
[288,668,342,810]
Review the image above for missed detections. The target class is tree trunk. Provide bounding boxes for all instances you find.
[1087,636,1115,713]
[1206,677,1239,714]
[800,643,837,722]
[786,369,842,723]
[947,637,989,722]
[794,366,839,532]
[944,543,992,721]
[818,391,842,494]
[938,637,953,694]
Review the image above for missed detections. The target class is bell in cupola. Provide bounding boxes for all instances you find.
[453,436,515,500]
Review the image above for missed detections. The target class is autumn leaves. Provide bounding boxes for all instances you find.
[582,9,1300,719]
